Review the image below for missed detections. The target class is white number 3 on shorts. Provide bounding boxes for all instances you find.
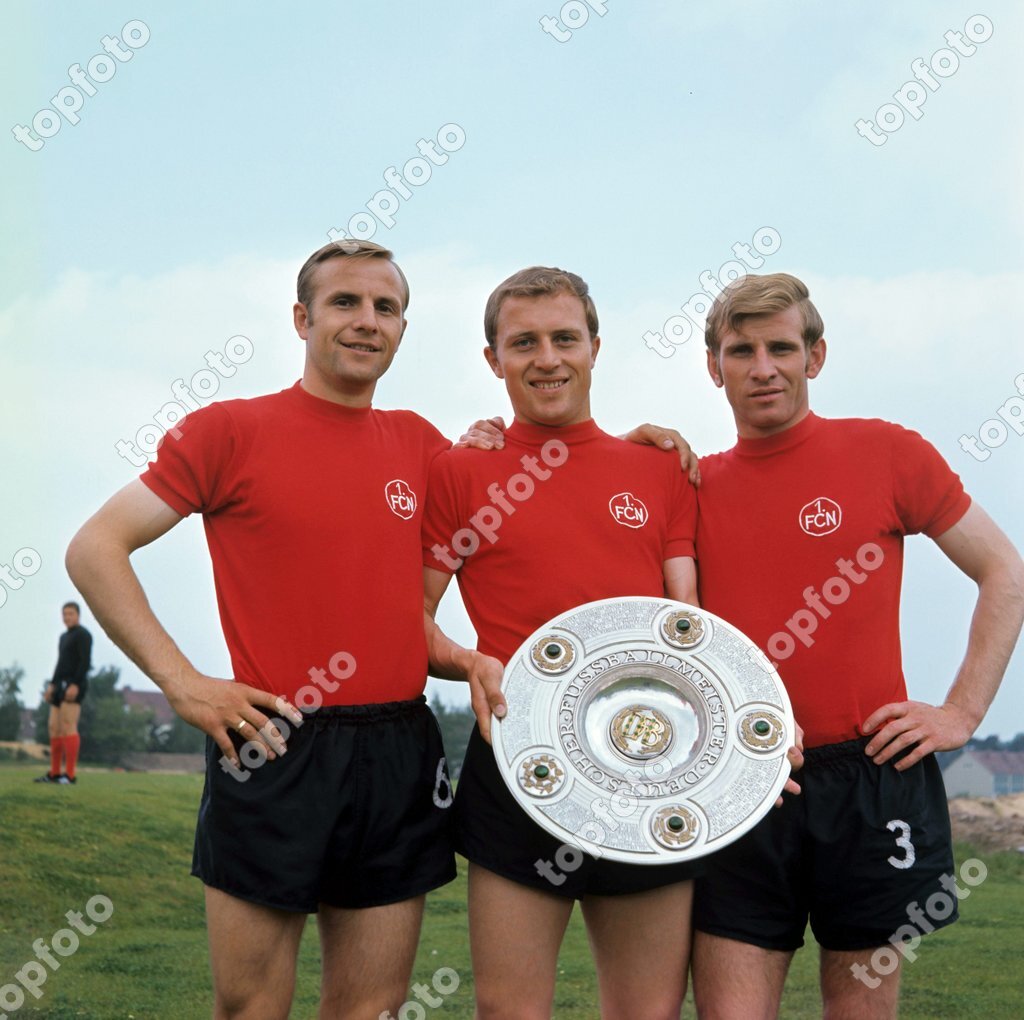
[886,818,916,869]
[433,756,454,808]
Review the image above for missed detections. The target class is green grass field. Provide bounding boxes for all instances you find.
[1,766,1021,1018]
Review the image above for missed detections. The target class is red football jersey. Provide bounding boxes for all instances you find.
[422,418,697,664]
[696,412,970,747]
[142,382,449,705]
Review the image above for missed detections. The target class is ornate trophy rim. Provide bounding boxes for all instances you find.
[491,597,795,864]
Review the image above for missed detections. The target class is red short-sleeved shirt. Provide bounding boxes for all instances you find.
[696,412,970,747]
[141,381,449,705]
[422,418,697,664]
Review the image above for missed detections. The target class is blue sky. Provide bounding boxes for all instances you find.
[2,0,1022,736]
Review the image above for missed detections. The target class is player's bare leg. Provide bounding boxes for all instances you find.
[580,881,692,1020]
[47,704,59,741]
[56,700,81,737]
[691,931,793,1020]
[205,886,307,1020]
[317,896,425,1020]
[820,947,900,1020]
[468,864,574,1019]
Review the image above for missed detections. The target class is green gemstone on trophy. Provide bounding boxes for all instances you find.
[668,814,684,832]
[534,764,550,779]
[753,720,771,736]
[545,644,561,659]
[675,619,691,633]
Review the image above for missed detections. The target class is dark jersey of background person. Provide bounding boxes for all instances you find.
[54,625,92,686]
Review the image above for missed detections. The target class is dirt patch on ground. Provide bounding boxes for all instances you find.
[0,740,47,760]
[948,794,1024,853]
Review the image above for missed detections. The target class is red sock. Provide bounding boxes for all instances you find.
[50,737,63,777]
[64,734,80,780]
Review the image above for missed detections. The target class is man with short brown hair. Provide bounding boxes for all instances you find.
[691,272,1024,1020]
[66,240,461,1020]
[424,265,706,1019]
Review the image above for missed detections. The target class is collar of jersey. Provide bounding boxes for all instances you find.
[733,410,821,458]
[287,380,374,422]
[505,418,603,447]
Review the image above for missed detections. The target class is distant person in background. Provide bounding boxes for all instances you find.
[35,601,92,785]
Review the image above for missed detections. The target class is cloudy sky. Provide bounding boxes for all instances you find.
[2,1,1022,737]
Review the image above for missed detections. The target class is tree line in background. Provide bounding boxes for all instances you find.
[0,662,204,762]
[0,662,480,771]
[8,662,1010,775]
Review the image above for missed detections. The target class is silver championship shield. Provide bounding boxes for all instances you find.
[491,597,795,863]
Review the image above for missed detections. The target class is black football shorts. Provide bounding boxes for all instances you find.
[693,737,957,951]
[50,678,88,706]
[192,696,456,912]
[455,726,703,900]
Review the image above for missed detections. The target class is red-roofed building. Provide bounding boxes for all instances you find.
[942,750,1024,798]
[120,685,177,727]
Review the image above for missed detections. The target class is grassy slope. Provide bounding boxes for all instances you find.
[0,767,1021,1018]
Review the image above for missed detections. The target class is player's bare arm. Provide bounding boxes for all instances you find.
[663,555,698,605]
[66,479,302,766]
[423,566,506,743]
[863,502,1024,770]
[457,415,701,484]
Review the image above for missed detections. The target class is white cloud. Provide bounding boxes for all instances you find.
[2,255,1020,734]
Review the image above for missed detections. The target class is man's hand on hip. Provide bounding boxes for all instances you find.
[862,700,974,771]
[165,672,304,767]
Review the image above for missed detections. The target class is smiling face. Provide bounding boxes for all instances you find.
[707,304,826,438]
[293,256,407,406]
[485,290,600,428]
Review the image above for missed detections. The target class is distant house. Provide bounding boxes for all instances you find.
[941,750,1024,797]
[18,707,37,742]
[120,685,177,727]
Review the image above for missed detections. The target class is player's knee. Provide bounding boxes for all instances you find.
[214,987,289,1020]
[602,991,684,1020]
[475,986,552,1020]
[693,983,775,1020]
